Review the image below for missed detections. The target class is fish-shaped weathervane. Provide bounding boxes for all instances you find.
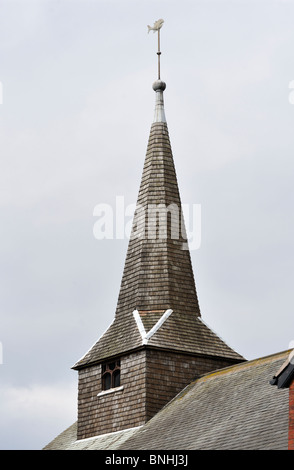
[147,19,164,80]
[147,19,164,34]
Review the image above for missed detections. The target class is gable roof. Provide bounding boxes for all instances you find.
[45,350,290,450]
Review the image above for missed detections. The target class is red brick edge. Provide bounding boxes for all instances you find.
[289,381,294,450]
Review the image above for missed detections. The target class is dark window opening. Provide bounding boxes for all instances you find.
[103,373,111,391]
[102,359,121,390]
[113,370,120,388]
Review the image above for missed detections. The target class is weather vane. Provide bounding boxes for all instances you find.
[147,19,164,80]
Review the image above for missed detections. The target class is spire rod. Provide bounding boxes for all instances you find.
[147,19,164,80]
[157,27,161,80]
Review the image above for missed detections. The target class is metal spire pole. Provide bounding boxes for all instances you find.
[147,19,166,123]
[147,19,164,80]
[157,28,161,80]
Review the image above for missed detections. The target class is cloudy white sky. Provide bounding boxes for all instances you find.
[0,0,294,450]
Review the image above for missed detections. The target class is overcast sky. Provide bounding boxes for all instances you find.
[0,0,294,450]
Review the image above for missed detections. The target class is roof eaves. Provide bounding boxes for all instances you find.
[71,318,116,370]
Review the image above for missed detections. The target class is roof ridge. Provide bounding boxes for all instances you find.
[155,349,290,413]
[195,349,291,383]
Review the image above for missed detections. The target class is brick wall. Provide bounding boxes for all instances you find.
[289,380,294,450]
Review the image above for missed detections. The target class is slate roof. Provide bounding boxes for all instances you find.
[45,350,290,450]
[73,109,243,369]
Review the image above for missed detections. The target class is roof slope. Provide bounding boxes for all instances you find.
[46,350,290,450]
[73,95,243,369]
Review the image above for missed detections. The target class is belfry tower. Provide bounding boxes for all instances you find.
[72,20,244,441]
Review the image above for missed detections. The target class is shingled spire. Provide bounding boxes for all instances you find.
[116,81,200,316]
[73,22,244,440]
[73,73,241,369]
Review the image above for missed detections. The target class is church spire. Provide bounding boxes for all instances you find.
[72,22,244,441]
[73,21,242,369]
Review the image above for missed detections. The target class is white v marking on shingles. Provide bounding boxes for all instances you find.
[133,309,173,345]
[132,310,147,339]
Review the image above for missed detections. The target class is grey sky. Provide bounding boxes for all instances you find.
[0,0,294,449]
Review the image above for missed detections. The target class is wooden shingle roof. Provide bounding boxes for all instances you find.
[73,115,243,369]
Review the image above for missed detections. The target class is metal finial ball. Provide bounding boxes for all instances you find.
[152,80,166,92]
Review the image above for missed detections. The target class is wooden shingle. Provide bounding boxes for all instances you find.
[73,121,243,370]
